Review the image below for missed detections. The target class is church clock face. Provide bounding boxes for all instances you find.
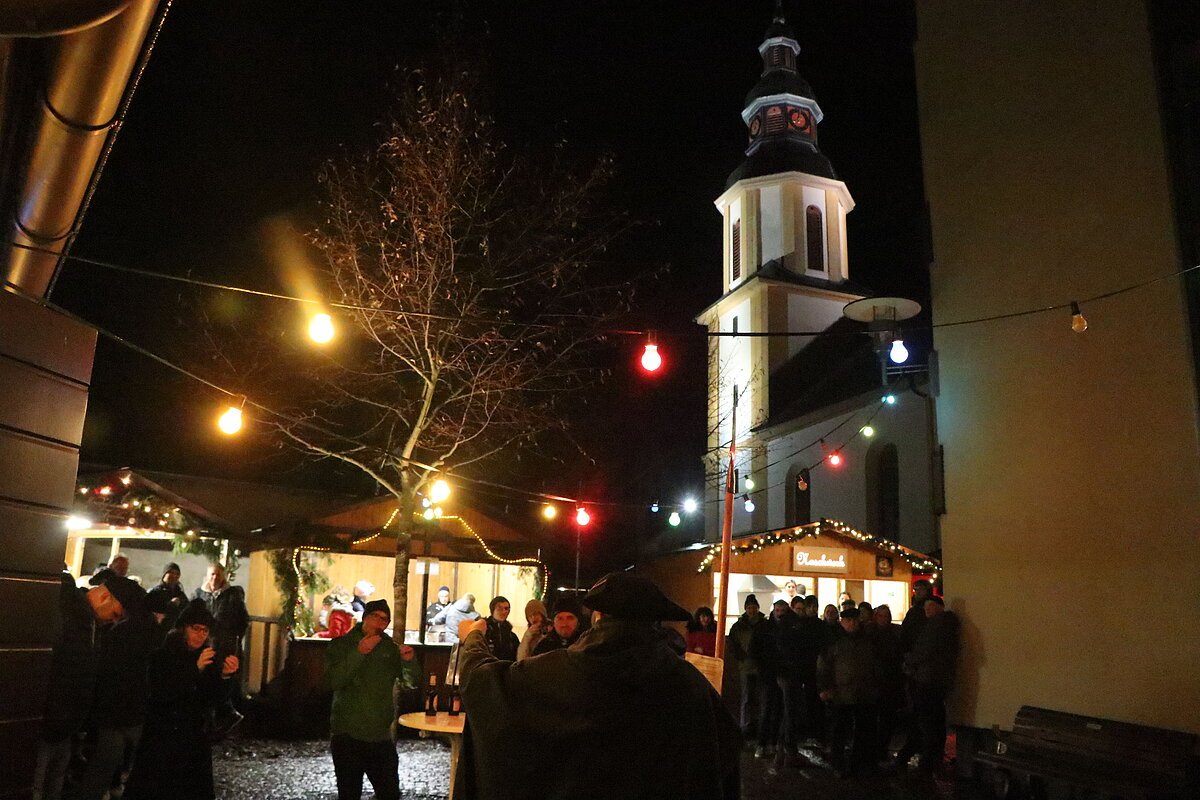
[789,108,813,136]
[749,116,762,138]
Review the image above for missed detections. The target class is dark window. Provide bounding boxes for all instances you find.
[731,220,742,281]
[805,205,824,271]
[788,467,811,526]
[865,442,900,542]
[767,45,786,67]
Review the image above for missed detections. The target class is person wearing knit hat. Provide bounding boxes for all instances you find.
[729,591,768,743]
[325,595,417,800]
[174,598,215,630]
[454,573,740,799]
[147,562,188,644]
[516,599,549,661]
[425,585,452,625]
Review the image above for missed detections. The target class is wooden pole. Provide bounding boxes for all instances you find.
[715,386,737,660]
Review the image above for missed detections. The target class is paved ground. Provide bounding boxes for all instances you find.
[212,737,989,799]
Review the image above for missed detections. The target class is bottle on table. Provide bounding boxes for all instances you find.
[447,683,461,717]
[425,673,439,717]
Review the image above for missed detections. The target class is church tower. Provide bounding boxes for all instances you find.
[698,5,864,538]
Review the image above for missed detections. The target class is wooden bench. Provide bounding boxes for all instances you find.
[974,706,1197,799]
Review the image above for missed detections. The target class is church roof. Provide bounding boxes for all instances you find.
[756,258,873,297]
[744,69,815,107]
[759,315,881,430]
[727,139,837,187]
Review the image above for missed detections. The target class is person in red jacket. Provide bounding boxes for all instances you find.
[686,606,717,656]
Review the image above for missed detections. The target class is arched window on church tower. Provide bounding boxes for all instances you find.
[786,466,811,526]
[865,442,900,542]
[805,205,825,272]
[731,219,742,282]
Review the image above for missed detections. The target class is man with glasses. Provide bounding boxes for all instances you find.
[326,599,419,800]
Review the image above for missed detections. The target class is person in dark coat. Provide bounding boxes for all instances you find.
[147,562,188,644]
[425,585,451,625]
[818,607,880,778]
[66,575,154,800]
[124,600,239,800]
[531,600,582,656]
[481,596,520,661]
[728,594,768,738]
[895,596,960,776]
[751,600,789,758]
[794,595,832,745]
[455,572,740,800]
[900,580,933,653]
[430,594,480,643]
[870,605,905,762]
[685,606,717,657]
[33,572,104,800]
[193,562,248,730]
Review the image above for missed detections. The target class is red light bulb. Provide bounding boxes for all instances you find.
[576,507,591,526]
[640,344,662,372]
[828,452,842,467]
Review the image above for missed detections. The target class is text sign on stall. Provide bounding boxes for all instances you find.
[792,545,849,573]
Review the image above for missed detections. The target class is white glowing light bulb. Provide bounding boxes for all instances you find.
[218,406,243,435]
[309,312,335,344]
[429,479,451,504]
[889,339,909,364]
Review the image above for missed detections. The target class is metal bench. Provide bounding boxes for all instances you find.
[974,705,1197,799]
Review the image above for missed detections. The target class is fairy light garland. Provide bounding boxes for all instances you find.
[696,517,940,575]
[441,515,550,597]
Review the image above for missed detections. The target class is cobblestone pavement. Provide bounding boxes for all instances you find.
[213,738,449,800]
[212,738,988,799]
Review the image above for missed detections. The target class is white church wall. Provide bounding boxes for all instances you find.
[783,292,848,362]
[759,184,784,264]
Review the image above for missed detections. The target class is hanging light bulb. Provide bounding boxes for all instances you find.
[861,425,875,438]
[421,497,432,509]
[744,476,755,491]
[828,452,843,467]
[682,497,698,514]
[882,394,897,405]
[422,507,436,520]
[742,494,755,513]
[575,507,591,526]
[889,339,909,364]
[650,501,660,513]
[308,312,335,344]
[797,474,809,492]
[668,511,682,527]
[640,344,662,373]
[542,504,558,520]
[429,479,451,503]
[1070,301,1088,333]
[217,404,243,435]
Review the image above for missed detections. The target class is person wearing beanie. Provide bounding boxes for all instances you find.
[728,593,768,742]
[481,596,520,661]
[531,599,583,656]
[66,575,154,800]
[516,599,549,661]
[147,562,189,644]
[817,606,881,778]
[425,585,452,625]
[325,597,419,800]
[455,572,740,800]
[124,599,238,799]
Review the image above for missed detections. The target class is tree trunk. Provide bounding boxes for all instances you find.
[392,472,416,639]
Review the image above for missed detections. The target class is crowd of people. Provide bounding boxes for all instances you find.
[35,559,249,800]
[721,579,960,780]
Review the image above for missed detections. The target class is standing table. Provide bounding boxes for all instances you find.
[398,712,465,799]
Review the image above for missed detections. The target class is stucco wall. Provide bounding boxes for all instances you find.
[914,0,1200,732]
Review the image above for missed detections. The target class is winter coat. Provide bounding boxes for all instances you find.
[900,602,928,653]
[904,611,960,691]
[456,617,741,800]
[516,623,549,661]
[792,615,831,684]
[90,604,155,729]
[531,628,581,656]
[147,581,189,643]
[685,628,716,657]
[193,584,248,652]
[124,631,235,800]
[817,630,880,706]
[749,615,783,679]
[483,617,519,661]
[42,573,99,742]
[326,623,420,742]
[430,597,480,643]
[425,601,448,624]
[871,622,905,700]
[727,611,768,675]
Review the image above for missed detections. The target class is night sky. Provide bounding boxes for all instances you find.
[51,0,927,578]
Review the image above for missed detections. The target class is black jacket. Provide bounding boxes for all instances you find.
[125,631,235,800]
[531,628,581,656]
[457,618,741,800]
[904,611,960,690]
[728,611,768,675]
[483,616,519,661]
[817,629,880,705]
[147,581,189,643]
[42,573,99,742]
[90,604,155,729]
[193,585,248,651]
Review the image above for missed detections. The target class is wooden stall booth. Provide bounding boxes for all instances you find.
[638,518,940,700]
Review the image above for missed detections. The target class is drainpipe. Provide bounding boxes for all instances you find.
[2,0,167,297]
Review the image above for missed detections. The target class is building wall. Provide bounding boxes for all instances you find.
[915,0,1200,732]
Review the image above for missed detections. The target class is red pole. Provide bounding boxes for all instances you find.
[715,386,737,661]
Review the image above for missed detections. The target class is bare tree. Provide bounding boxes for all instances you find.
[217,66,631,627]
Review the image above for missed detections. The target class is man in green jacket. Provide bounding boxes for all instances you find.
[326,599,419,800]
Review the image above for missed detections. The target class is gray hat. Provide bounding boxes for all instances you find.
[583,572,690,622]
